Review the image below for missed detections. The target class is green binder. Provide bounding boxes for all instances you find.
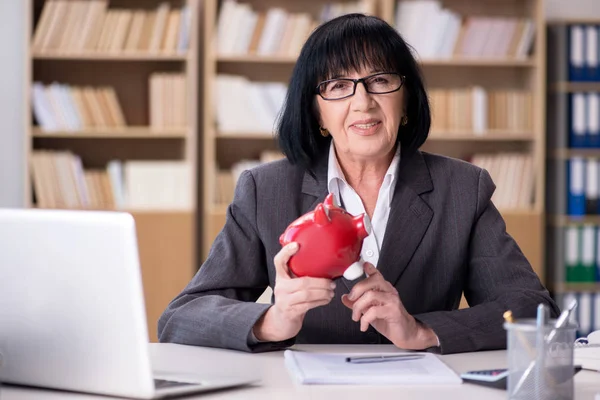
[565,225,579,283]
[580,225,597,282]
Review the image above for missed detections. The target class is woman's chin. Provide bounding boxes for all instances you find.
[347,146,391,161]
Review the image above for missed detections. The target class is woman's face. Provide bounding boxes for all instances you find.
[315,67,406,162]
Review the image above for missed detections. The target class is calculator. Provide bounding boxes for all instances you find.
[460,369,509,389]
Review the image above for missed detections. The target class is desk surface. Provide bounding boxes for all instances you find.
[2,343,600,400]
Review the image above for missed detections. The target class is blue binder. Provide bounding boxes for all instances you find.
[584,25,600,82]
[569,25,587,82]
[588,93,600,147]
[570,93,588,148]
[568,157,586,216]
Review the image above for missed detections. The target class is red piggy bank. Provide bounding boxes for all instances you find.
[278,193,371,280]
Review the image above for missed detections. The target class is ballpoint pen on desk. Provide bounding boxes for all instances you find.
[345,354,426,364]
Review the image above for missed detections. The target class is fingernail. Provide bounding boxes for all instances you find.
[289,242,298,250]
[330,282,336,289]
[348,292,355,301]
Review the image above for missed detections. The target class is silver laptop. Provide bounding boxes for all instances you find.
[0,208,256,399]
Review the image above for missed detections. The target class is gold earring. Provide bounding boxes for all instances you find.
[319,127,329,137]
[401,115,408,126]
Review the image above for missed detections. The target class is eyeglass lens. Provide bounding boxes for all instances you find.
[319,73,402,100]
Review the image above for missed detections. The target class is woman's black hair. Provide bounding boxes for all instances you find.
[276,13,431,171]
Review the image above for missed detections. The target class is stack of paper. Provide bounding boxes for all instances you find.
[284,350,463,385]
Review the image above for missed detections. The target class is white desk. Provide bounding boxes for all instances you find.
[2,343,600,399]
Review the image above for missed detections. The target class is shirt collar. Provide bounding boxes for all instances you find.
[326,141,401,206]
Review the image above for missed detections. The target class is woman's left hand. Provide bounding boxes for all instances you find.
[341,263,439,350]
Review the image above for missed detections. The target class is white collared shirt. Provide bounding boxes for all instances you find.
[327,142,400,268]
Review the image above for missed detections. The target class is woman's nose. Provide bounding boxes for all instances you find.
[351,82,374,110]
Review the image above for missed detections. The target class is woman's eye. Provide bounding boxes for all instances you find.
[330,82,349,91]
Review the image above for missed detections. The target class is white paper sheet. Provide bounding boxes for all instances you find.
[284,350,463,385]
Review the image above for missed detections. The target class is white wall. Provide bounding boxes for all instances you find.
[546,0,600,20]
[0,1,26,208]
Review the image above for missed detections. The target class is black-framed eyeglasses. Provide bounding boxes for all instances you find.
[315,72,405,101]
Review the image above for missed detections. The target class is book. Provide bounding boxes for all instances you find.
[32,1,190,54]
[395,0,535,60]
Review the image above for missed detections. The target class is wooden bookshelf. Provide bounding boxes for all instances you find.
[26,0,201,342]
[201,0,547,282]
[546,19,600,300]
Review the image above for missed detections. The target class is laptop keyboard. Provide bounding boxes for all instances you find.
[154,379,199,389]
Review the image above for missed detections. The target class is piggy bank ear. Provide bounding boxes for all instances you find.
[314,204,330,226]
[324,193,336,208]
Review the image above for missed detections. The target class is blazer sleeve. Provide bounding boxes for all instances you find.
[413,168,560,354]
[157,170,294,352]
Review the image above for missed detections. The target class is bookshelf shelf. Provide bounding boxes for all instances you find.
[428,131,535,141]
[552,82,600,93]
[216,55,536,67]
[126,209,193,214]
[549,215,600,227]
[210,204,229,215]
[32,127,188,139]
[217,55,297,64]
[419,58,536,67]
[33,52,189,61]
[33,206,192,214]
[546,19,600,25]
[500,209,540,216]
[554,283,600,293]
[217,132,276,139]
[552,149,600,159]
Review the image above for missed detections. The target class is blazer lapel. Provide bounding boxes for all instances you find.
[377,150,434,286]
[300,152,329,213]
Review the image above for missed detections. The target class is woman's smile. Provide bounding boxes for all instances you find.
[349,118,382,136]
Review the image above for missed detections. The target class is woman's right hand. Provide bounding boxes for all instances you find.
[252,242,336,342]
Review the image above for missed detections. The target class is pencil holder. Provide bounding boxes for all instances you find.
[504,320,577,400]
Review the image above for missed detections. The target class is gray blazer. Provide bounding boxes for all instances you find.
[158,149,559,354]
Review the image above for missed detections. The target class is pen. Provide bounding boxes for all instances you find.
[546,299,577,343]
[345,354,426,364]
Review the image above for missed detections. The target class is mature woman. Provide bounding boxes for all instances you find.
[158,14,559,354]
